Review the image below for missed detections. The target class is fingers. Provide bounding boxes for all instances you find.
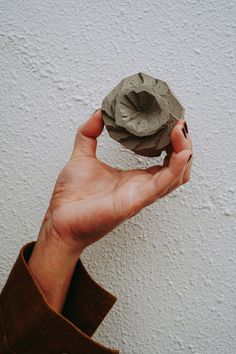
[145,144,172,175]
[159,120,193,198]
[71,109,104,159]
[163,144,174,167]
[153,149,192,194]
[124,119,193,218]
[143,118,192,173]
[161,154,193,198]
[172,119,193,184]
[164,119,193,178]
[145,165,163,174]
[171,119,192,152]
[182,152,193,184]
[136,149,192,209]
[146,118,193,173]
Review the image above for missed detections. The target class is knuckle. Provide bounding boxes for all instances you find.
[76,129,86,143]
[182,175,190,184]
[77,127,82,135]
[176,177,182,186]
[74,128,81,142]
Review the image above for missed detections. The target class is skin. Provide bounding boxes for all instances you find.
[28,109,193,313]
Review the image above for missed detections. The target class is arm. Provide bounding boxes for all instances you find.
[0,109,192,353]
[0,241,118,354]
[27,110,192,314]
[27,223,80,313]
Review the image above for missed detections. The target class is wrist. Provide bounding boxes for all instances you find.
[38,208,85,260]
[27,217,84,312]
[35,227,82,267]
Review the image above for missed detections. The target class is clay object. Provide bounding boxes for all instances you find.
[101,72,185,157]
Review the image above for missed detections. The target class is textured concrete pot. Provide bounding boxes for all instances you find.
[101,72,185,157]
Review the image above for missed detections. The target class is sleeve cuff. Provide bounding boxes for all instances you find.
[0,241,119,354]
[62,250,116,337]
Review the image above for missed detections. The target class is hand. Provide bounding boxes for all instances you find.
[28,109,192,312]
[39,109,193,256]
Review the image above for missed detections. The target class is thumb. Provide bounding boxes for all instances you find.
[71,109,104,159]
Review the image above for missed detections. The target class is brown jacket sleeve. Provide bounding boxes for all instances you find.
[0,241,119,354]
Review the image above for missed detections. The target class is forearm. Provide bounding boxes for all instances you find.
[28,222,83,313]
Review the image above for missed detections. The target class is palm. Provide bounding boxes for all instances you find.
[49,156,155,247]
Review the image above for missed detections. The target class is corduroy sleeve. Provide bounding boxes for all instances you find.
[0,241,119,354]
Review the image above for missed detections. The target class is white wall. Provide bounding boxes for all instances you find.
[0,1,235,353]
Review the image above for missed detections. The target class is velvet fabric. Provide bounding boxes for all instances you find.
[0,242,119,354]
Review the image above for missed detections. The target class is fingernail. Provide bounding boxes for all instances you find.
[187,154,192,163]
[92,108,99,115]
[182,127,187,139]
[184,121,189,134]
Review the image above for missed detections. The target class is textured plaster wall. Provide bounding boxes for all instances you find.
[0,1,235,353]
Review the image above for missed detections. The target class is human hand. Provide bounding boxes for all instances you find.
[39,109,193,256]
[28,109,192,312]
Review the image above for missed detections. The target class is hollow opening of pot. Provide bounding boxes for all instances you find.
[124,90,161,114]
